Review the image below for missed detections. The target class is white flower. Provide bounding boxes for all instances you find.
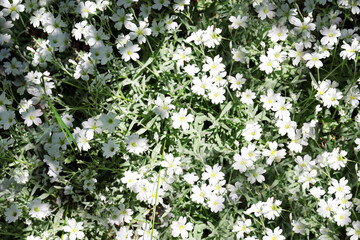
[173,0,190,11]
[268,26,288,42]
[317,198,337,218]
[63,218,85,240]
[232,47,247,63]
[246,167,266,184]
[268,45,287,62]
[191,76,210,96]
[173,47,192,67]
[233,219,252,239]
[184,64,200,76]
[241,144,261,161]
[259,55,280,74]
[4,204,21,223]
[125,133,148,155]
[0,110,16,129]
[0,0,25,21]
[21,106,43,127]
[207,195,225,213]
[77,1,96,18]
[328,177,351,198]
[346,221,360,240]
[262,141,286,165]
[171,216,193,239]
[183,172,199,185]
[111,9,133,30]
[288,42,305,66]
[292,220,306,235]
[46,160,62,181]
[72,21,88,40]
[320,25,341,46]
[321,88,343,108]
[102,140,119,158]
[153,96,174,119]
[161,153,183,176]
[171,108,194,131]
[299,169,317,189]
[117,204,133,224]
[303,52,324,69]
[116,34,131,49]
[272,97,292,120]
[202,25,222,48]
[229,15,248,29]
[356,138,360,152]
[202,164,225,184]
[208,86,226,104]
[229,73,246,91]
[295,154,315,171]
[340,40,360,60]
[290,16,316,38]
[334,209,351,226]
[240,89,256,105]
[164,15,179,31]
[255,3,276,20]
[28,199,51,220]
[116,226,133,240]
[263,227,285,240]
[242,122,262,142]
[190,185,209,204]
[309,186,326,199]
[121,170,140,189]
[203,55,225,76]
[98,112,120,132]
[275,118,296,137]
[233,154,254,173]
[137,223,158,240]
[260,89,280,110]
[262,197,282,220]
[82,117,103,134]
[288,130,307,153]
[118,41,141,62]
[83,178,97,191]
[75,129,93,152]
[126,21,151,44]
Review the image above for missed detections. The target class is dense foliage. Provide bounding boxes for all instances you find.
[1,0,360,239]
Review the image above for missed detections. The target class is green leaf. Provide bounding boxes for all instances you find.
[46,96,78,152]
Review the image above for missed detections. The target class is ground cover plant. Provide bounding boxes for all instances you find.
[1,0,360,239]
